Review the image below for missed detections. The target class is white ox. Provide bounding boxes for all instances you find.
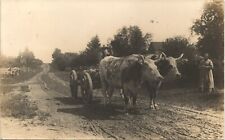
[99,54,163,111]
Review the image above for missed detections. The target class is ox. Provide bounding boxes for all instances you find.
[99,54,163,111]
[143,52,184,109]
[121,58,163,111]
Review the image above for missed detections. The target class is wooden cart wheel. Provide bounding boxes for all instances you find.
[80,71,93,104]
[69,70,78,99]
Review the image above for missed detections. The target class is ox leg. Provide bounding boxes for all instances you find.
[107,88,114,104]
[124,94,129,105]
[153,84,161,110]
[153,90,159,110]
[123,88,131,113]
[132,93,137,109]
[150,99,155,110]
[102,87,108,106]
[128,95,133,111]
[120,89,124,99]
[70,84,73,96]
[153,96,157,110]
[100,75,108,106]
[149,93,154,110]
[70,84,76,99]
[124,94,129,112]
[74,85,78,99]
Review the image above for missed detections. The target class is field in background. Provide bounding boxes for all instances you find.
[0,67,43,84]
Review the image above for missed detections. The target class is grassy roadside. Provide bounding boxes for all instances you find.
[158,88,224,112]
[50,66,70,82]
[41,73,70,95]
[53,71,70,82]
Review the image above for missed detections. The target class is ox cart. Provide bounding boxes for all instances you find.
[69,68,101,104]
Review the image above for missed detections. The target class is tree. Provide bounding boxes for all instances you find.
[110,26,152,56]
[71,35,101,67]
[52,48,66,71]
[52,48,62,60]
[191,0,224,87]
[17,48,37,69]
[163,36,196,59]
[111,27,129,56]
[82,35,101,66]
[191,0,224,59]
[64,52,78,68]
[12,48,43,70]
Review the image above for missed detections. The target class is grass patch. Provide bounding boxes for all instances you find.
[0,94,50,120]
[53,71,70,82]
[1,94,38,119]
[0,85,16,94]
[41,74,70,95]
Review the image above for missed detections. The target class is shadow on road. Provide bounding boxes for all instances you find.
[56,96,143,120]
[57,104,125,120]
[54,97,84,105]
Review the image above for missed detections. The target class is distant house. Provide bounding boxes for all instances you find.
[149,42,164,52]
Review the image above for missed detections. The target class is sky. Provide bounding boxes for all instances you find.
[1,0,206,62]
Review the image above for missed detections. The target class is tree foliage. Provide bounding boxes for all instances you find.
[0,48,43,68]
[163,36,197,60]
[191,1,224,87]
[72,35,101,67]
[52,48,78,71]
[52,36,101,70]
[110,26,152,56]
[18,48,35,67]
[191,0,224,59]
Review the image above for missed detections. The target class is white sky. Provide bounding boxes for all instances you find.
[1,0,206,62]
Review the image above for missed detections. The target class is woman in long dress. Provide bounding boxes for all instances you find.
[199,53,214,94]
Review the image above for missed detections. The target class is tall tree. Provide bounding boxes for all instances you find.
[85,35,101,65]
[52,48,66,71]
[19,48,35,67]
[191,0,224,59]
[111,26,152,56]
[163,36,195,59]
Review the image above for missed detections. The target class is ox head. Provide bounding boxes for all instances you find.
[147,52,183,79]
[140,59,164,84]
[159,52,183,78]
[121,55,163,86]
[135,55,163,82]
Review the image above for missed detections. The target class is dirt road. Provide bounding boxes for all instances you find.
[0,64,224,139]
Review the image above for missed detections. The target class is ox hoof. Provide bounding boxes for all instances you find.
[154,104,159,109]
[125,112,129,115]
[149,105,155,110]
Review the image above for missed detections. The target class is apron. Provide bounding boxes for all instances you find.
[204,59,214,89]
[199,59,214,90]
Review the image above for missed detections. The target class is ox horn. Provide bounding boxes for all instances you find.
[153,52,165,63]
[138,55,145,64]
[161,52,167,58]
[176,53,184,60]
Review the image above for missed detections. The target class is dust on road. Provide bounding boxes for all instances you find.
[0,64,224,139]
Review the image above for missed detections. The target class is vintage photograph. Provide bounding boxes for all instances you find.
[0,0,224,139]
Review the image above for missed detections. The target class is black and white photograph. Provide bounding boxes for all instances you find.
[0,0,224,139]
